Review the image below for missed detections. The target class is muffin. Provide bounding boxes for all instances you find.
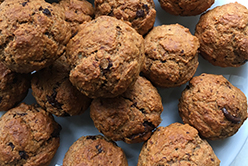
[63,135,128,166]
[31,56,92,117]
[0,103,61,166]
[0,62,30,111]
[94,0,156,35]
[158,0,214,16]
[67,16,145,98]
[53,0,94,35]
[90,76,163,144]
[195,2,248,67]
[178,73,248,140]
[0,0,71,73]
[142,24,199,88]
[137,123,220,166]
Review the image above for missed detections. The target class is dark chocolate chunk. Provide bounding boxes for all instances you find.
[43,8,51,16]
[136,10,145,18]
[95,145,103,153]
[19,151,29,160]
[46,89,63,109]
[16,113,27,116]
[21,1,28,7]
[8,142,15,150]
[222,107,241,124]
[143,4,149,11]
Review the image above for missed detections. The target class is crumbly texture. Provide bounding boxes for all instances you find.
[158,0,214,16]
[0,103,61,166]
[0,0,71,73]
[53,0,94,35]
[195,2,248,67]
[63,135,128,166]
[0,63,30,111]
[67,16,145,98]
[94,0,156,35]
[178,73,248,140]
[137,123,220,166]
[90,76,163,144]
[142,24,199,88]
[31,56,92,117]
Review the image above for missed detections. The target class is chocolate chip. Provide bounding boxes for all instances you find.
[8,142,15,150]
[222,107,241,124]
[51,124,62,138]
[21,1,28,7]
[19,151,28,160]
[180,50,184,54]
[0,96,2,103]
[43,8,51,16]
[95,145,103,153]
[39,6,43,11]
[46,89,63,109]
[139,108,146,114]
[136,10,145,18]
[86,136,97,140]
[211,158,215,162]
[143,121,155,130]
[143,4,149,11]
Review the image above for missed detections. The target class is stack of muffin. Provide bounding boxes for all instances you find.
[0,0,247,166]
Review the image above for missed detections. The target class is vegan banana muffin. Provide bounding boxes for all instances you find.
[53,0,94,35]
[158,0,214,16]
[178,73,248,140]
[67,16,145,98]
[137,123,220,166]
[195,2,248,67]
[63,135,128,166]
[94,0,156,35]
[142,24,199,88]
[0,0,71,73]
[0,103,61,166]
[90,76,163,144]
[0,63,30,111]
[31,56,92,117]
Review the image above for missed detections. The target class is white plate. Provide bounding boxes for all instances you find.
[1,0,248,166]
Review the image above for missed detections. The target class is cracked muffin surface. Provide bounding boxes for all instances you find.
[62,135,128,166]
[0,0,71,73]
[137,123,220,166]
[158,0,214,16]
[0,62,30,111]
[53,0,94,35]
[142,24,199,88]
[90,76,163,144]
[67,16,145,98]
[31,56,92,117]
[178,73,248,140]
[0,103,61,166]
[94,0,156,35]
[195,2,248,67]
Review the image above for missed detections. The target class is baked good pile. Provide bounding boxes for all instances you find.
[0,0,247,166]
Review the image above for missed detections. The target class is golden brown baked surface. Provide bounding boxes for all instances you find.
[0,0,71,73]
[31,56,92,117]
[195,2,248,67]
[90,76,163,144]
[95,0,156,35]
[137,123,220,166]
[67,16,145,98]
[0,103,61,166]
[178,73,248,140]
[53,0,94,35]
[158,0,214,16]
[142,24,199,88]
[63,135,128,166]
[0,63,30,111]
